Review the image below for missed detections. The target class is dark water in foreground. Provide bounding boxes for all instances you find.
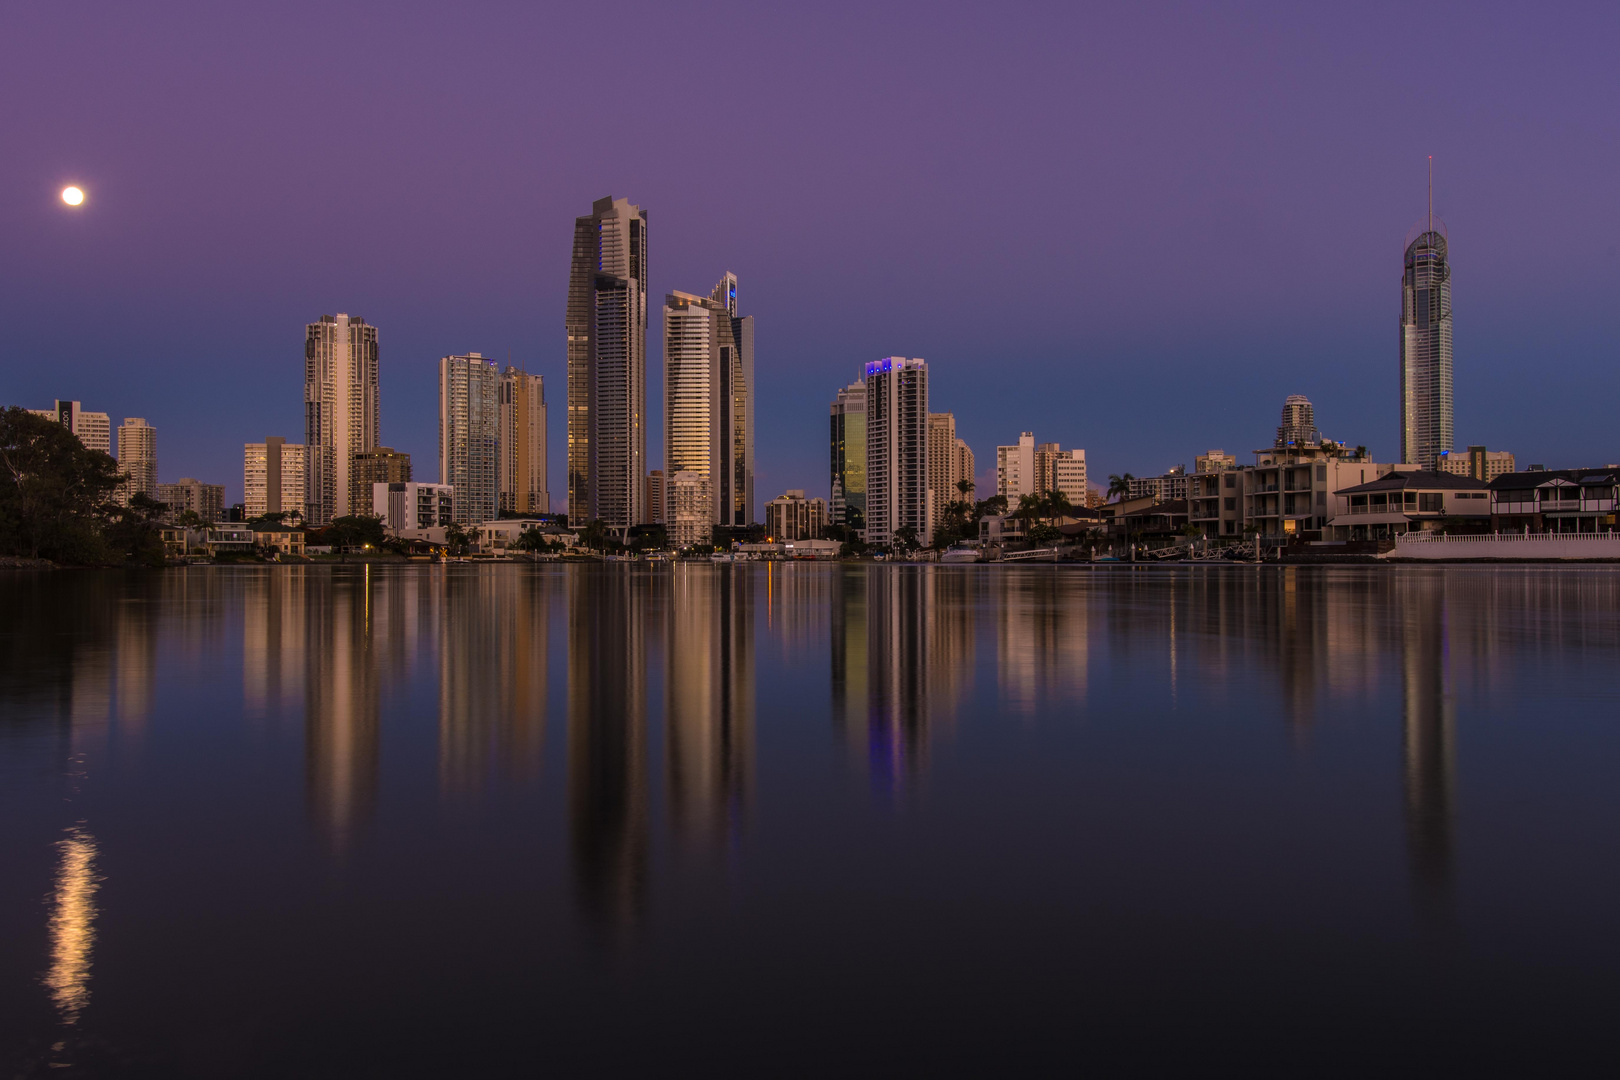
[2,563,1618,1076]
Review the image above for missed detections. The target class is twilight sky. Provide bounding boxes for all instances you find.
[2,1,1617,507]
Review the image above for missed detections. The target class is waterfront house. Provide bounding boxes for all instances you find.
[1329,471,1490,540]
[1488,468,1620,533]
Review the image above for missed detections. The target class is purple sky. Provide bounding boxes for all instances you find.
[3,1,1618,508]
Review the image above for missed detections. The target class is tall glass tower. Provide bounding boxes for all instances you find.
[567,196,648,527]
[663,274,754,530]
[829,381,866,537]
[1400,219,1453,469]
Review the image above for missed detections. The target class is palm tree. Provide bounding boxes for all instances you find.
[1047,489,1073,523]
[1016,492,1041,530]
[956,477,975,500]
[1107,473,1136,501]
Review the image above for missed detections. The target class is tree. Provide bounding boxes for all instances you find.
[444,522,472,555]
[1016,492,1042,528]
[1047,489,1073,523]
[580,518,607,552]
[1107,473,1136,501]
[976,493,1008,518]
[328,514,387,552]
[514,525,558,553]
[892,524,919,553]
[104,491,168,567]
[0,407,122,563]
[1028,522,1061,546]
[956,477,975,500]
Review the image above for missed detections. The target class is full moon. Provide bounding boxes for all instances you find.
[61,186,84,206]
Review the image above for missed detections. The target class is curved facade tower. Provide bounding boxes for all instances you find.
[1400,223,1453,469]
[567,196,648,526]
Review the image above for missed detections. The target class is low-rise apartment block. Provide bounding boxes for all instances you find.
[157,478,225,523]
[1437,445,1516,482]
[373,482,454,536]
[765,490,827,541]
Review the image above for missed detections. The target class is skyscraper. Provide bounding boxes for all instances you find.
[439,353,500,525]
[499,367,548,515]
[829,381,866,535]
[864,357,930,548]
[304,314,380,526]
[1400,204,1454,469]
[663,274,755,531]
[997,432,1036,501]
[115,418,157,506]
[31,401,111,455]
[927,413,976,526]
[244,437,307,519]
[1034,443,1085,505]
[567,196,648,527]
[1276,394,1319,447]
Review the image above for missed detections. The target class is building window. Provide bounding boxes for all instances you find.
[1419,492,1443,512]
[1224,474,1235,489]
[1224,497,1235,512]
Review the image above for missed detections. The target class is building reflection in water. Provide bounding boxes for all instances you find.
[994,570,1085,715]
[1400,575,1456,924]
[440,569,549,792]
[667,565,754,848]
[833,566,975,794]
[43,824,100,1029]
[244,567,308,719]
[568,568,651,938]
[302,569,382,850]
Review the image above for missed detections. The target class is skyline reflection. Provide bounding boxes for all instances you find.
[4,566,1620,1072]
[667,565,754,849]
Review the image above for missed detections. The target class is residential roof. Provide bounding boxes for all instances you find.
[1335,470,1489,496]
[1488,467,1620,490]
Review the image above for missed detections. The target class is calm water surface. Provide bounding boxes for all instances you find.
[2,564,1618,1076]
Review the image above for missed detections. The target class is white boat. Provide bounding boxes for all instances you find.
[941,545,981,563]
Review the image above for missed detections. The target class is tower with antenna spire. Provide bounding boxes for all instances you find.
[1399,159,1454,469]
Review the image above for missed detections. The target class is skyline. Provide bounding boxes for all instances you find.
[4,3,1620,506]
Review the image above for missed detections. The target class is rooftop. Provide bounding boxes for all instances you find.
[1335,470,1488,495]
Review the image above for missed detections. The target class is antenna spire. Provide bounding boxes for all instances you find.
[1427,155,1433,237]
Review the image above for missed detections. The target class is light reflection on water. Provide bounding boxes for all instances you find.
[2,563,1619,1074]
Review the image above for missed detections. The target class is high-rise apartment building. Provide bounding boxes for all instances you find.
[927,413,975,526]
[304,313,380,526]
[997,432,1036,501]
[244,438,307,519]
[1276,394,1319,447]
[668,471,713,548]
[663,274,755,530]
[499,367,548,515]
[439,354,500,525]
[157,478,225,522]
[1400,210,1454,469]
[1035,443,1086,506]
[567,196,648,526]
[645,470,665,525]
[1438,445,1515,482]
[1001,433,1085,506]
[115,418,157,506]
[31,401,111,454]
[352,447,412,512]
[829,381,867,535]
[864,357,930,548]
